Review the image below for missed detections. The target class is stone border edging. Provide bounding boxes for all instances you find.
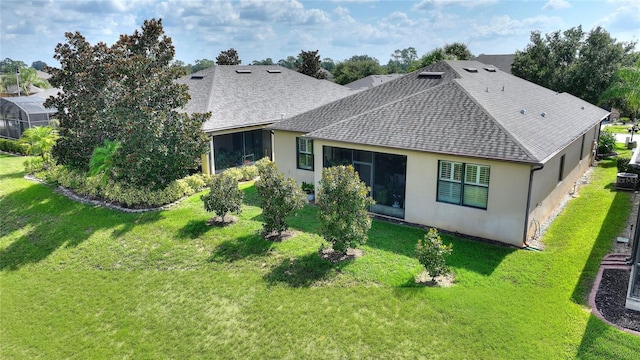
[588,261,640,336]
[24,174,185,213]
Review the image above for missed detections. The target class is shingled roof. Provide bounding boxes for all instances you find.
[175,65,354,133]
[271,60,609,164]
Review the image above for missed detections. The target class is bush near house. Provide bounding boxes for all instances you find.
[597,130,616,155]
[201,170,243,221]
[416,228,453,281]
[317,165,375,254]
[255,160,307,236]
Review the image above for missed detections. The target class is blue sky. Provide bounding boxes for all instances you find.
[1,0,638,68]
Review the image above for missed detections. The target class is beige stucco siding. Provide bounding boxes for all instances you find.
[314,140,531,246]
[527,124,598,239]
[273,130,315,185]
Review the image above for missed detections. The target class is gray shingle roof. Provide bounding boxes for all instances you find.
[344,74,405,90]
[175,65,354,133]
[472,54,515,74]
[272,60,609,164]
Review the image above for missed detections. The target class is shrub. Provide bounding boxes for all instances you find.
[183,173,207,192]
[88,140,121,183]
[317,165,375,254]
[240,165,259,181]
[20,126,59,161]
[255,160,307,236]
[201,171,243,220]
[0,138,29,155]
[598,130,616,155]
[416,228,453,281]
[301,181,314,194]
[223,167,243,181]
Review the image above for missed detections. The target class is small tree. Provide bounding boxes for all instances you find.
[416,228,453,281]
[597,130,616,155]
[255,160,307,236]
[88,139,121,183]
[20,125,59,161]
[201,170,243,222]
[317,165,375,254]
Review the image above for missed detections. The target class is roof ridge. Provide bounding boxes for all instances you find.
[450,79,539,163]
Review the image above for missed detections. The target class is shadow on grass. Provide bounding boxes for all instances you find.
[570,189,630,304]
[263,252,351,287]
[209,233,273,262]
[366,220,515,276]
[175,219,213,240]
[242,184,260,207]
[575,314,640,359]
[0,182,161,271]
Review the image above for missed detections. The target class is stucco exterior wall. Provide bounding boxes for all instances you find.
[273,130,315,185]
[527,124,599,240]
[273,124,599,247]
[314,140,531,247]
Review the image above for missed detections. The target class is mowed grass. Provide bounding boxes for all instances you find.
[1,153,640,359]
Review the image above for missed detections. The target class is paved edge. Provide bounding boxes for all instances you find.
[588,262,640,336]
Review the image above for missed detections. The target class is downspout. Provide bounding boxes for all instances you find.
[523,164,544,248]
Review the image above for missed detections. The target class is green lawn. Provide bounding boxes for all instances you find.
[1,153,639,359]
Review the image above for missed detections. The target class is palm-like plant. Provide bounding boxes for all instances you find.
[20,126,60,161]
[89,140,121,182]
[1,67,51,95]
[600,59,640,118]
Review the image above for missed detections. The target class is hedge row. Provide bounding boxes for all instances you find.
[0,138,28,155]
[35,166,214,209]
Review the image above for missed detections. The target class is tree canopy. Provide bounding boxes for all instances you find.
[512,26,637,105]
[600,59,640,118]
[45,18,209,189]
[216,48,241,65]
[191,58,216,72]
[387,47,418,73]
[297,50,326,79]
[333,55,385,85]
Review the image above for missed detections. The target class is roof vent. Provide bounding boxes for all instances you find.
[581,106,585,110]
[463,67,478,73]
[520,109,526,115]
[267,69,281,74]
[502,86,505,92]
[418,71,444,78]
[541,112,546,117]
[190,75,204,80]
[485,87,489,92]
[236,69,252,74]
[484,67,497,72]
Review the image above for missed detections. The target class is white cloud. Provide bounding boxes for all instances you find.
[413,0,497,11]
[471,15,562,37]
[542,0,571,11]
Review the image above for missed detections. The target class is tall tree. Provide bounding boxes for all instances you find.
[297,50,326,79]
[408,47,455,72]
[31,61,48,71]
[333,55,385,85]
[191,58,215,72]
[0,58,27,73]
[388,47,418,73]
[2,67,51,95]
[444,42,472,60]
[252,58,275,65]
[321,57,335,72]
[216,48,241,65]
[45,18,209,189]
[277,56,300,69]
[512,26,636,105]
[600,59,640,118]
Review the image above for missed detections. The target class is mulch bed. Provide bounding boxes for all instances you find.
[594,268,640,332]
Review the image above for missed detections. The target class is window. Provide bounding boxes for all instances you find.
[558,154,565,182]
[437,161,490,209]
[297,137,313,170]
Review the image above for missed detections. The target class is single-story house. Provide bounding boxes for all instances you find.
[175,65,354,173]
[269,60,609,247]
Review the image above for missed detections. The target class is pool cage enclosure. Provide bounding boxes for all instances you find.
[0,96,56,139]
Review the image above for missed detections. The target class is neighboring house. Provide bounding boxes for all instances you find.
[175,65,354,173]
[472,54,515,74]
[344,74,405,90]
[269,60,609,247]
[0,89,59,139]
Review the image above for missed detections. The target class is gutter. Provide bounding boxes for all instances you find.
[523,164,545,248]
